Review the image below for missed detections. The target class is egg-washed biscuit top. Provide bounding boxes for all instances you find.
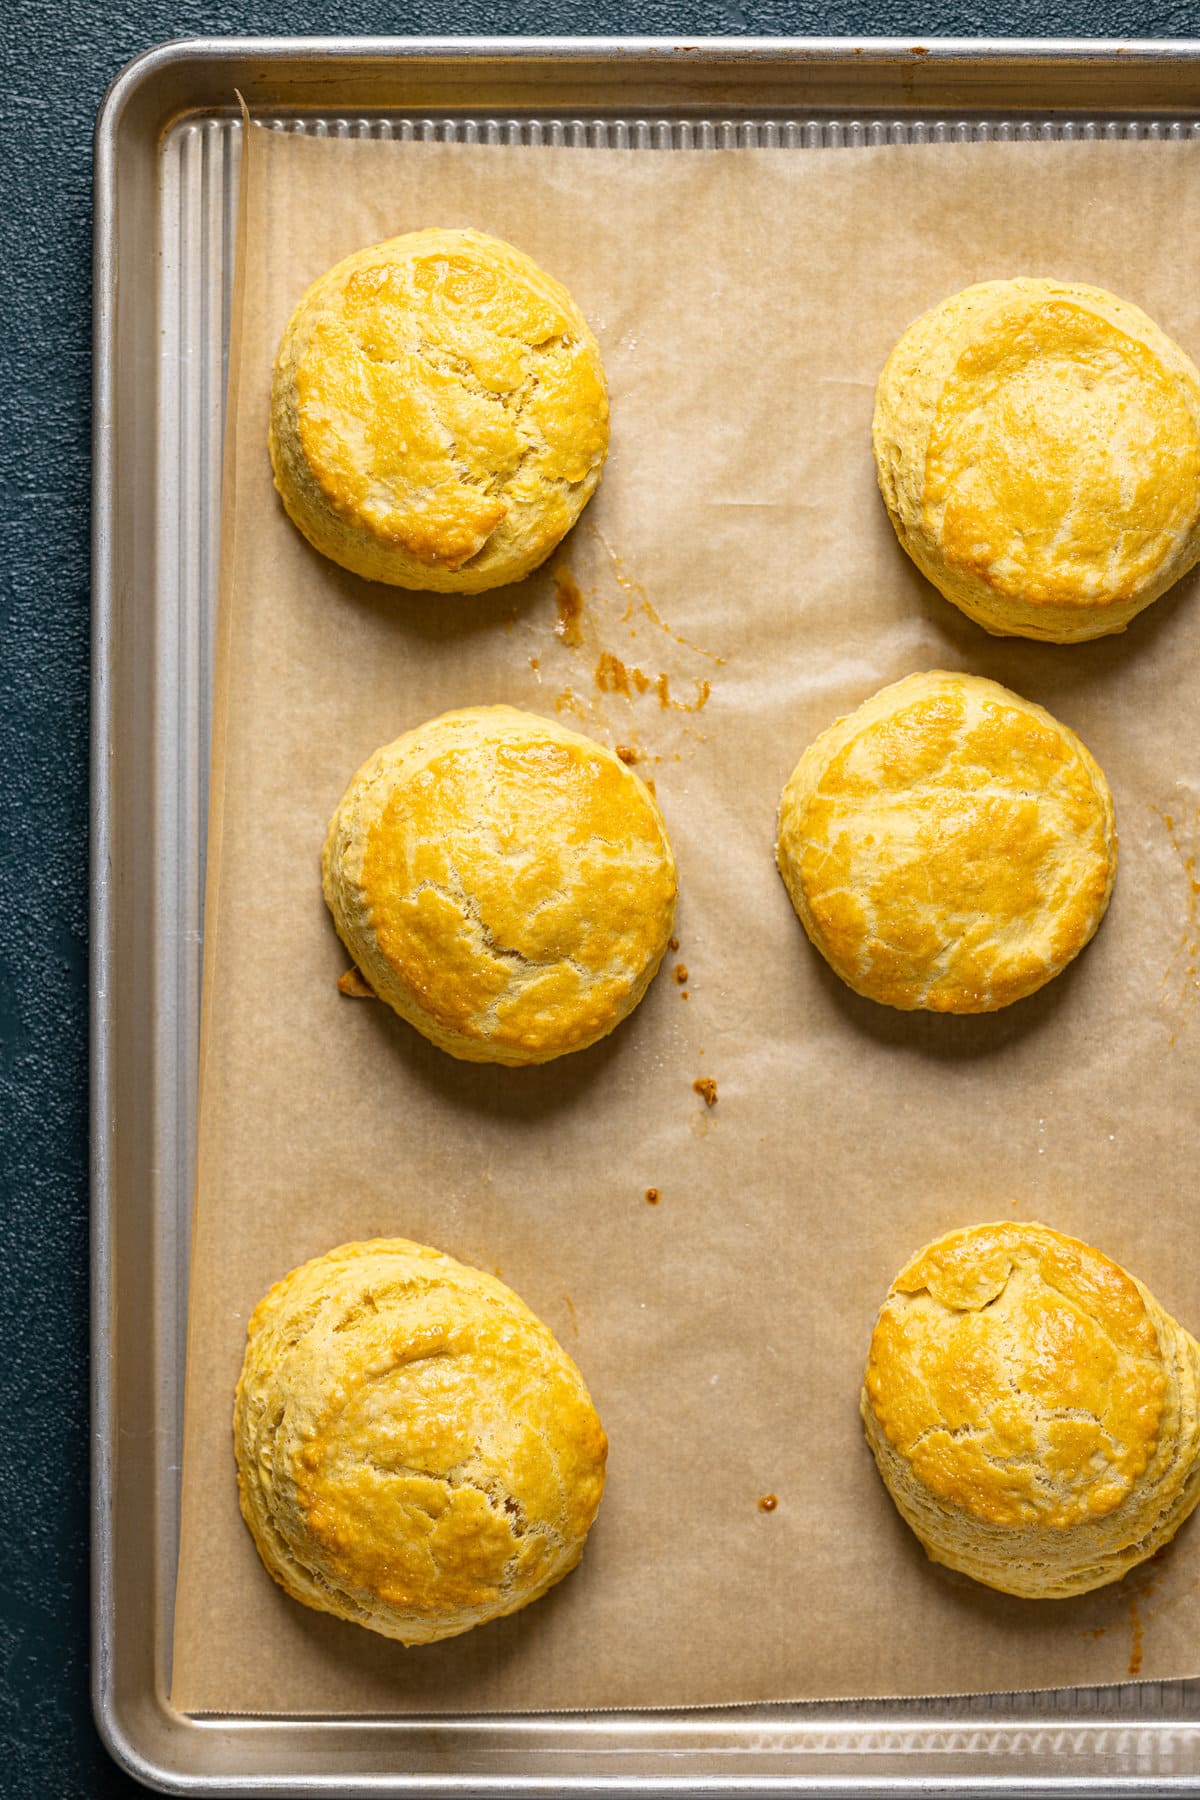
[269,228,610,593]
[776,671,1116,1012]
[873,279,1200,641]
[868,1223,1165,1531]
[323,706,678,1064]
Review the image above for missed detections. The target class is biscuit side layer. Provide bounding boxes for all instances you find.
[860,1222,1200,1598]
[872,278,1200,642]
[233,1238,608,1644]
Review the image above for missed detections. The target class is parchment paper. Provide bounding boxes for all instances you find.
[172,122,1200,1713]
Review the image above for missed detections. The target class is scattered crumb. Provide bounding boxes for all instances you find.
[758,1493,779,1513]
[693,1077,718,1107]
[669,936,680,953]
[337,967,375,999]
[673,963,689,984]
[644,1187,661,1206]
[615,743,640,764]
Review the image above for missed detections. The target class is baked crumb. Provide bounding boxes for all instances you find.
[337,967,375,999]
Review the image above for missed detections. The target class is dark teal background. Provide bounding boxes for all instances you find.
[4,4,1199,1792]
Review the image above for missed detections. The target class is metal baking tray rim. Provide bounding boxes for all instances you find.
[92,33,1200,1798]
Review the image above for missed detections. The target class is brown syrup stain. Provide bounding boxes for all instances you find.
[337,967,375,999]
[693,1077,718,1107]
[644,1187,661,1206]
[595,650,632,697]
[1082,1561,1163,1655]
[553,565,585,646]
[591,525,725,665]
[542,546,720,761]
[673,964,689,985]
[1128,1594,1144,1677]
[758,1493,779,1513]
[593,652,710,712]
[654,670,712,714]
[554,686,589,723]
[1149,801,1200,1040]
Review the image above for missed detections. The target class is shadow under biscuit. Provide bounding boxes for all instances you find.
[857,1422,1199,1647]
[904,557,1200,703]
[808,943,1083,1063]
[273,1545,587,1697]
[302,545,548,644]
[287,503,593,649]
[351,979,635,1124]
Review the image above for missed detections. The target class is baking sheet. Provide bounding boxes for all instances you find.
[172,121,1200,1714]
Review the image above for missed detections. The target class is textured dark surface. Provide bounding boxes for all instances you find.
[5,2,1200,1795]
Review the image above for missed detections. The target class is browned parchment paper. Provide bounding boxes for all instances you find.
[172,122,1200,1713]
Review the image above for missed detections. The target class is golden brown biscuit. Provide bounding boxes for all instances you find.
[862,1222,1200,1598]
[775,670,1116,1012]
[234,1238,608,1644]
[269,229,609,593]
[873,279,1200,641]
[323,705,677,1064]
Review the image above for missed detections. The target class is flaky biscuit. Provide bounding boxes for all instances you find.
[234,1238,608,1644]
[873,279,1200,641]
[323,705,677,1064]
[269,228,609,592]
[775,670,1116,1013]
[862,1222,1200,1598]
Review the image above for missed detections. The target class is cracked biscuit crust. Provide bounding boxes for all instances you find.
[775,671,1116,1013]
[269,228,609,593]
[323,706,678,1064]
[234,1238,608,1645]
[873,279,1200,641]
[862,1223,1200,1598]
